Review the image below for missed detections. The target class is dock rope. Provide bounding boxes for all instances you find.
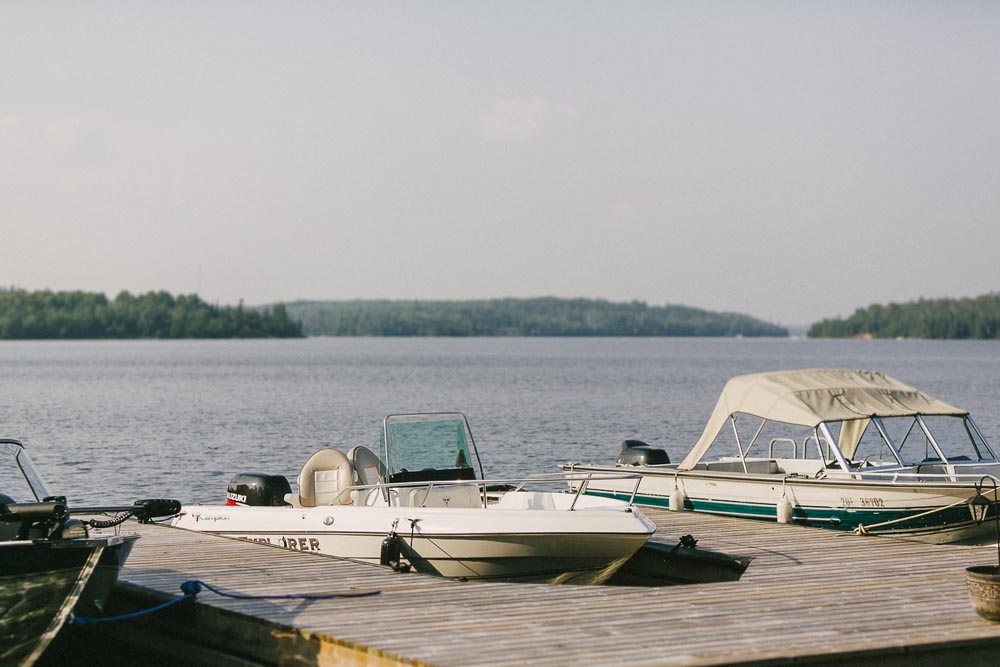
[851,496,970,535]
[71,580,381,625]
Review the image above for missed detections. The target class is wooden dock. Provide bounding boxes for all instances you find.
[70,509,1000,666]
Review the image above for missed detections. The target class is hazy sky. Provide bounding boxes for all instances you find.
[2,3,998,325]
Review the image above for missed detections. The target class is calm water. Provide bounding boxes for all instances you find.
[1,337,998,506]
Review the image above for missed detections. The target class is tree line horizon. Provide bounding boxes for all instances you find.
[0,288,302,339]
[284,297,787,337]
[1,288,996,339]
[807,292,1000,339]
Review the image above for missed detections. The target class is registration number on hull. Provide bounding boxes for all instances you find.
[840,497,885,508]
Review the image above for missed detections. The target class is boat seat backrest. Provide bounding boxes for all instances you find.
[347,445,387,506]
[298,448,354,507]
[348,445,385,486]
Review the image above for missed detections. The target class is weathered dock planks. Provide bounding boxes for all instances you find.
[87,509,1000,666]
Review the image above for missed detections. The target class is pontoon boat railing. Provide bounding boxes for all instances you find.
[768,438,797,459]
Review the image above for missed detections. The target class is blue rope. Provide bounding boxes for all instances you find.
[72,579,380,624]
[71,593,195,625]
[180,579,382,601]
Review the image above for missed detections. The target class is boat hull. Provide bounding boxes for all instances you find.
[170,501,655,584]
[0,534,137,667]
[565,463,996,545]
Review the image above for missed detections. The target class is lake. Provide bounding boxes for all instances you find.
[1,337,998,505]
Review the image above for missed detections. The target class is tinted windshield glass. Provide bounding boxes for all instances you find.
[382,414,478,479]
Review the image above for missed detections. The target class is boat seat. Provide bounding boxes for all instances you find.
[298,448,354,507]
[348,445,386,506]
[777,459,826,476]
[348,446,384,485]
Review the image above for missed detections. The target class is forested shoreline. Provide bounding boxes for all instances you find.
[808,293,1000,339]
[9,289,997,340]
[283,298,788,337]
[0,289,303,339]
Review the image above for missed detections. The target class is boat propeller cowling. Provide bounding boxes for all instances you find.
[617,440,670,466]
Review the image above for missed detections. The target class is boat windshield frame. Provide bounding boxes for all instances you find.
[382,412,486,483]
[1,439,52,502]
[719,412,997,477]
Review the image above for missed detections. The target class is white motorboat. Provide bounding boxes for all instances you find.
[564,369,1000,544]
[171,412,655,584]
[1,439,178,667]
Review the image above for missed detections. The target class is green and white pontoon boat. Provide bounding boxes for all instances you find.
[564,369,1000,544]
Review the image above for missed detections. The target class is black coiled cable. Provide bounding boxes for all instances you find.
[85,511,135,529]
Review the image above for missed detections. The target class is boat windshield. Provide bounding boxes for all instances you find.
[889,415,996,463]
[382,413,484,484]
[706,413,997,471]
[0,440,51,503]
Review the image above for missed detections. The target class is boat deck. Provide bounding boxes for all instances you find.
[92,508,1000,666]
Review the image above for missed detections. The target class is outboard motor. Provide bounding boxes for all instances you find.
[616,439,670,466]
[227,473,292,507]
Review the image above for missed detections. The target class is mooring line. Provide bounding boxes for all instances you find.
[71,580,381,624]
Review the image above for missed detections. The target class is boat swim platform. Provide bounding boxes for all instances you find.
[84,509,1000,667]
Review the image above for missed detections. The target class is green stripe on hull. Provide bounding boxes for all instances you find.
[584,490,987,535]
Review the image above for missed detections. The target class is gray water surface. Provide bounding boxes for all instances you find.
[1,337,997,505]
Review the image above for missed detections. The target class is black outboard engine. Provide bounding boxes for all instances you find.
[227,473,292,507]
[616,439,670,466]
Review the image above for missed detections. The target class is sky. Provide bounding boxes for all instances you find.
[2,3,998,326]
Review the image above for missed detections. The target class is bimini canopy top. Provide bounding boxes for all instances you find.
[677,369,967,470]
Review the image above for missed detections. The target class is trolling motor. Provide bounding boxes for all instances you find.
[71,498,183,528]
[0,496,180,540]
[0,499,70,540]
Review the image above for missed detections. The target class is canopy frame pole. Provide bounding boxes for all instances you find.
[896,418,919,457]
[743,419,768,459]
[912,415,949,466]
[870,417,906,466]
[730,415,749,474]
[818,423,853,475]
[966,416,997,461]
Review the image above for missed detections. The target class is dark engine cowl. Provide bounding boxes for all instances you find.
[617,439,670,466]
[227,473,292,507]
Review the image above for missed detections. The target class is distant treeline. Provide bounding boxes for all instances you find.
[0,289,303,339]
[808,293,1000,339]
[283,298,788,337]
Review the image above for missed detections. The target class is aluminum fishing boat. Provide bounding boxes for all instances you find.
[564,369,1000,544]
[1,439,141,667]
[171,412,655,584]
